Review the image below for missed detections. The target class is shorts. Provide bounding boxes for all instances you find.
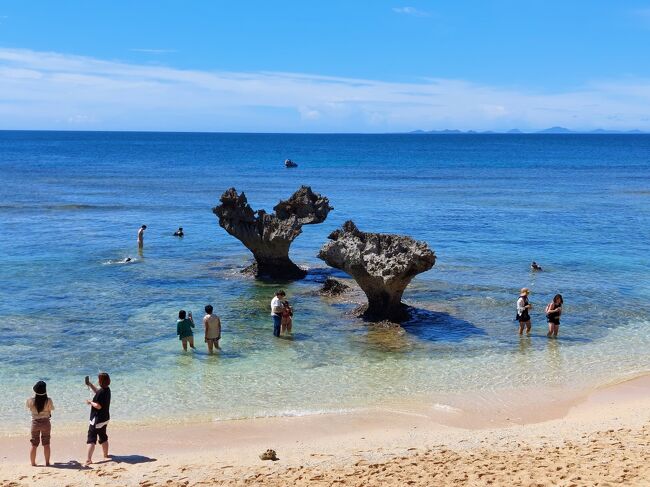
[87,424,108,444]
[30,418,51,447]
[180,335,193,342]
[516,312,530,322]
[205,336,220,343]
[548,318,560,326]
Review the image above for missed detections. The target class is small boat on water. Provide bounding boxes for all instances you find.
[285,159,298,168]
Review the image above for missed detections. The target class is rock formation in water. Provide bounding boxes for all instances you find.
[213,186,332,279]
[318,221,435,321]
[319,278,350,296]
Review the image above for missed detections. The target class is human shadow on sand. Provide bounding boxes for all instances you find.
[51,460,92,470]
[399,307,487,343]
[108,454,156,464]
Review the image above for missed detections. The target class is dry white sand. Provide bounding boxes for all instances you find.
[1,375,648,486]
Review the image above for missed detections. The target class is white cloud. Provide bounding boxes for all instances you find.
[634,7,650,29]
[298,106,322,120]
[0,47,650,132]
[392,7,430,17]
[634,7,650,18]
[480,104,508,118]
[129,48,178,54]
[66,114,96,124]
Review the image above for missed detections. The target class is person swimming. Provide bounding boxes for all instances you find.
[173,227,184,237]
[531,261,543,271]
[104,257,133,265]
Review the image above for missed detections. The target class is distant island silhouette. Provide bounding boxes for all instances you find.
[408,127,646,134]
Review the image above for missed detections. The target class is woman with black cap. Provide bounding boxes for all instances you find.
[26,380,54,466]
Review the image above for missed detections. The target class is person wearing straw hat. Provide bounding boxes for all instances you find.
[516,288,533,335]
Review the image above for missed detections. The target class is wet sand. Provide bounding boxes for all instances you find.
[1,375,648,486]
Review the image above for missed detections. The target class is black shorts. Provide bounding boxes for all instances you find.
[87,424,108,444]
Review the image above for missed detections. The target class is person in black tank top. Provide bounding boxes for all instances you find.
[546,294,564,338]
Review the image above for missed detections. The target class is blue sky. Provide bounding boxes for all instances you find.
[1,1,650,132]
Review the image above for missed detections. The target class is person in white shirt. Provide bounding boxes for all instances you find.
[516,288,533,335]
[26,381,54,466]
[271,290,286,337]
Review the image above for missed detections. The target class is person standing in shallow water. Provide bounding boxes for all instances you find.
[85,372,111,465]
[546,294,564,338]
[281,299,293,335]
[516,288,533,335]
[203,304,221,353]
[137,225,147,249]
[271,290,285,338]
[26,381,54,466]
[177,310,195,351]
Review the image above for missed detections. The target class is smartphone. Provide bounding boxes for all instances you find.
[84,375,90,386]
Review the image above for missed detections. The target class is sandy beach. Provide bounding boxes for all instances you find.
[1,374,648,486]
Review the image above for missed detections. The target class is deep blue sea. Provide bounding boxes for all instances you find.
[1,131,649,433]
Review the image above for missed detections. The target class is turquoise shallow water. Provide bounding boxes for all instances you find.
[1,131,649,434]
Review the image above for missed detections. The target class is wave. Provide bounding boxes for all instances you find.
[431,403,462,413]
[210,407,362,422]
[45,204,127,211]
[0,203,127,212]
[103,258,138,265]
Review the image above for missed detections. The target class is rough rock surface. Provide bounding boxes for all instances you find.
[319,278,350,296]
[318,221,435,321]
[259,449,279,461]
[213,186,332,279]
